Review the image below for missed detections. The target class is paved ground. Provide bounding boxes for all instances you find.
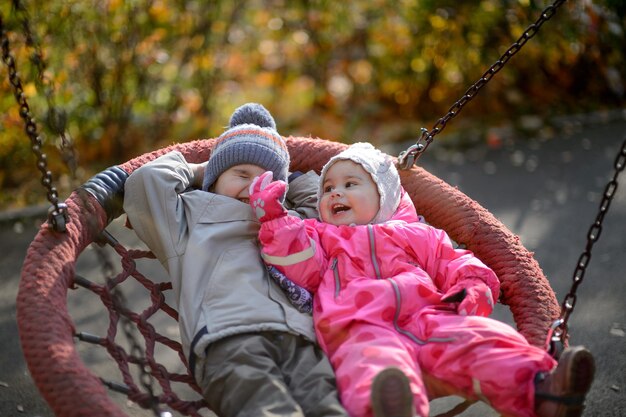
[1,116,625,416]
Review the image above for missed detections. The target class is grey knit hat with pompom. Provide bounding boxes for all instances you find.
[202,103,290,191]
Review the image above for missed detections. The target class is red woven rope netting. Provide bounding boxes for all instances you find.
[17,136,561,417]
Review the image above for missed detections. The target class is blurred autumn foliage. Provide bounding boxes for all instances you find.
[1,0,625,210]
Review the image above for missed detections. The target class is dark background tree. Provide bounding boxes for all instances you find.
[1,0,624,210]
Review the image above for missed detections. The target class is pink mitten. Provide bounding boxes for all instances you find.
[441,280,495,317]
[249,171,288,222]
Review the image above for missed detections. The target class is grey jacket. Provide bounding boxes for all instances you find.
[123,151,318,373]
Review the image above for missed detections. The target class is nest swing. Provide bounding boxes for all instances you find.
[6,0,581,415]
[18,135,561,417]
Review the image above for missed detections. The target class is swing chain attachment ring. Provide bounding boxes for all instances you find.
[545,318,565,359]
[48,202,69,232]
[398,128,429,170]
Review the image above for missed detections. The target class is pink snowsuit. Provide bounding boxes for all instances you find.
[259,190,557,417]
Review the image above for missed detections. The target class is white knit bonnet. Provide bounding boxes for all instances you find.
[317,142,401,224]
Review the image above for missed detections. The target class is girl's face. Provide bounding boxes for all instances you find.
[320,160,380,226]
[211,164,266,203]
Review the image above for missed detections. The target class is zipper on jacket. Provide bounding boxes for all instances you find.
[367,225,382,279]
[331,258,340,298]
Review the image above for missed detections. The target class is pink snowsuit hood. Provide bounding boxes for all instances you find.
[390,188,421,223]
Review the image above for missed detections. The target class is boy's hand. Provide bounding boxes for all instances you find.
[441,280,494,317]
[249,171,288,222]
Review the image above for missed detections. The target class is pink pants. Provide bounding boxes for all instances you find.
[330,308,557,417]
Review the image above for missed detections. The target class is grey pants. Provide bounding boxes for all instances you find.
[198,332,349,417]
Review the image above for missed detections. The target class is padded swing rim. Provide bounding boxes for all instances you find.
[17,136,561,417]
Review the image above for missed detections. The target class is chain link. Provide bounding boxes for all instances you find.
[398,0,568,169]
[0,12,69,231]
[548,138,626,352]
[12,0,79,175]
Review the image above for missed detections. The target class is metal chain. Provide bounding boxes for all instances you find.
[546,138,626,354]
[398,0,567,169]
[3,6,165,413]
[12,0,79,175]
[0,12,68,231]
[391,0,626,357]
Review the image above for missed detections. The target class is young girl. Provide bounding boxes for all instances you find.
[248,142,595,417]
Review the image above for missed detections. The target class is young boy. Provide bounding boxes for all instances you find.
[123,103,348,417]
[248,142,595,417]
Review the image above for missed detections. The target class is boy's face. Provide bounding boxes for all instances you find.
[211,164,266,203]
[319,160,380,226]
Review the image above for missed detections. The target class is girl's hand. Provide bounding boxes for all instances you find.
[249,171,288,222]
[441,279,495,317]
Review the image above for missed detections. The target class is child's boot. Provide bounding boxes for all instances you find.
[371,367,415,417]
[534,346,595,417]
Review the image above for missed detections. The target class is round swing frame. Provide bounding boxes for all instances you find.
[18,136,561,417]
